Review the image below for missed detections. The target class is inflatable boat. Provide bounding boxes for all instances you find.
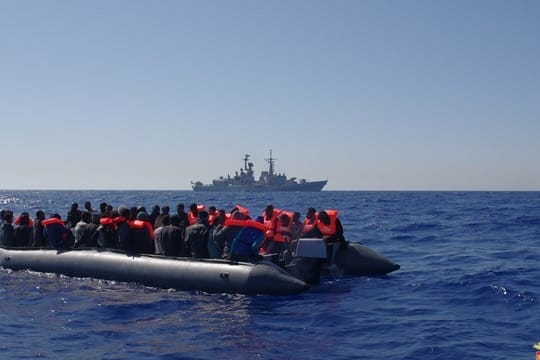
[284,238,400,284]
[0,239,399,295]
[0,247,309,296]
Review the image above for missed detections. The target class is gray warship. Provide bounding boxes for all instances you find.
[192,151,327,192]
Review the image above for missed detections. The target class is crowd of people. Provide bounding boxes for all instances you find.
[0,201,345,263]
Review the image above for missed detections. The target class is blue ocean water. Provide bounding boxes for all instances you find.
[0,190,539,359]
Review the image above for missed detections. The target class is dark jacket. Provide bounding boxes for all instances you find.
[159,225,185,257]
[0,223,16,247]
[184,220,210,258]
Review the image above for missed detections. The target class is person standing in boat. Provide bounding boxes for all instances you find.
[0,211,15,247]
[114,206,131,251]
[66,202,82,228]
[301,207,318,236]
[14,213,33,247]
[73,211,99,248]
[184,210,211,258]
[32,210,47,247]
[155,214,185,257]
[128,212,154,254]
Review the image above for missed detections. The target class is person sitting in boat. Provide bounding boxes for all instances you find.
[184,210,211,258]
[301,207,318,236]
[263,211,293,255]
[229,216,266,261]
[0,211,15,247]
[302,210,346,265]
[43,214,75,249]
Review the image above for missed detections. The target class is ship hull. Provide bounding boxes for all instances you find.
[192,180,328,192]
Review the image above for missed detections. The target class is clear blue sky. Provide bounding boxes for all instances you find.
[1,1,539,190]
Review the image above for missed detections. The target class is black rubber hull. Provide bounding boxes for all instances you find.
[0,248,309,296]
[334,242,400,276]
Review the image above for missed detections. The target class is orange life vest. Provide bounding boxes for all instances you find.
[273,211,293,243]
[42,218,65,227]
[99,217,114,226]
[302,214,318,233]
[225,219,267,232]
[129,220,154,239]
[317,210,338,236]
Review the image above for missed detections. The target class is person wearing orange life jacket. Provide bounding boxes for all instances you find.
[114,206,131,251]
[42,214,74,249]
[259,204,279,251]
[301,207,318,236]
[128,212,155,254]
[188,203,206,225]
[304,210,346,266]
[262,211,293,255]
[96,215,117,249]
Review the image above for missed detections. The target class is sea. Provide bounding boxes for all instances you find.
[0,190,539,360]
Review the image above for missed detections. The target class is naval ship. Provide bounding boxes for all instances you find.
[192,151,327,192]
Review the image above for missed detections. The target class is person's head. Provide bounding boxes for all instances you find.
[318,210,330,225]
[231,211,245,220]
[137,212,149,221]
[100,202,108,213]
[208,206,217,215]
[279,212,291,226]
[36,210,45,220]
[264,204,274,218]
[161,205,170,215]
[293,211,301,222]
[176,203,185,213]
[81,211,92,223]
[189,203,198,213]
[198,210,209,222]
[3,212,13,223]
[306,207,317,219]
[84,201,92,211]
[52,213,61,220]
[70,202,79,210]
[19,213,30,226]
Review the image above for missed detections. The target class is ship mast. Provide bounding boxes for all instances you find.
[265,150,276,177]
[242,154,250,171]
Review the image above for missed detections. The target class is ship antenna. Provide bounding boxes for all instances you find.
[265,149,276,177]
[243,154,250,171]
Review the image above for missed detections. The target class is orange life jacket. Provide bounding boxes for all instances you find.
[302,214,318,233]
[129,220,154,239]
[234,204,249,217]
[225,219,267,232]
[273,211,293,243]
[99,217,114,226]
[14,215,34,228]
[42,218,65,227]
[317,210,338,236]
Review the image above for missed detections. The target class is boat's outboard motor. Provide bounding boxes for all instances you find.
[285,238,326,284]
